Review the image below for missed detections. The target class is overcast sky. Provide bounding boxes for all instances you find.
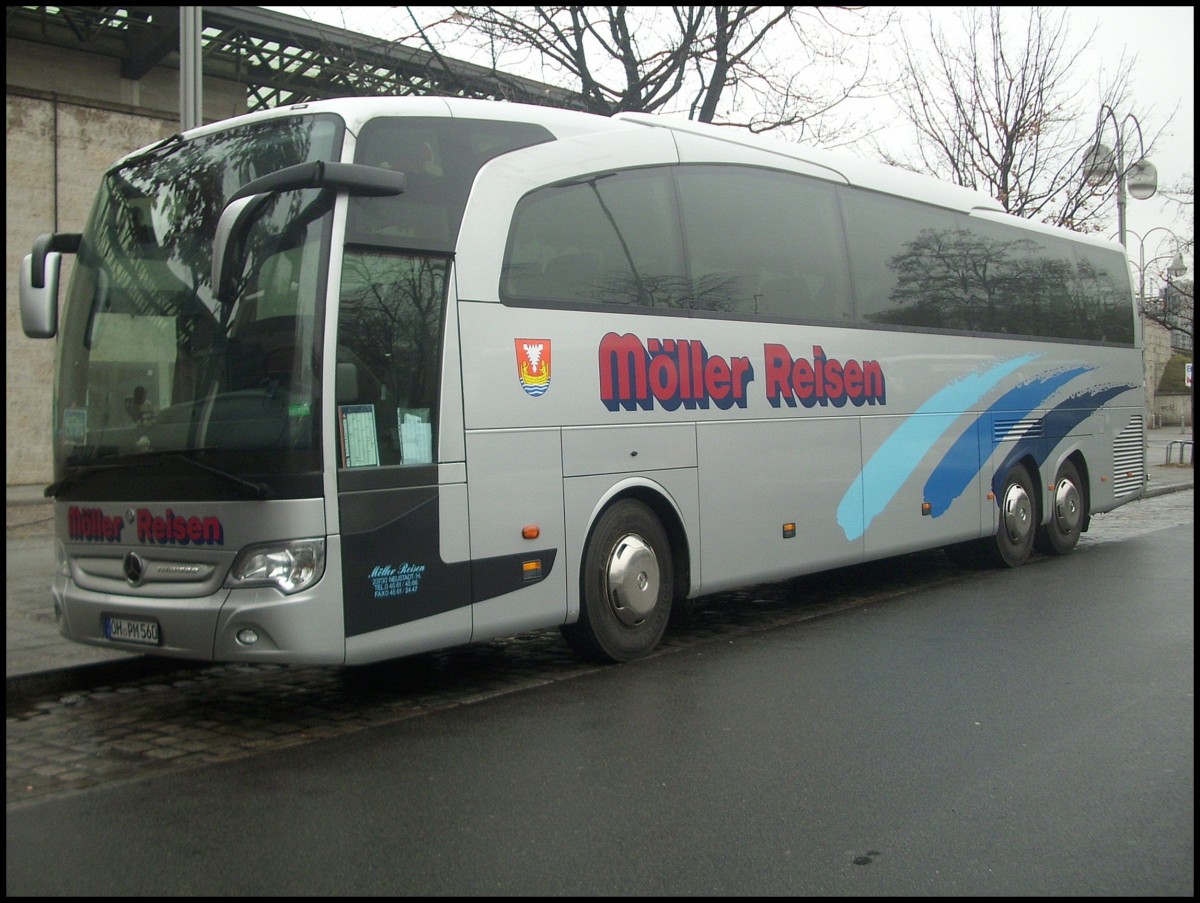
[269,5,1193,271]
[1022,6,1193,261]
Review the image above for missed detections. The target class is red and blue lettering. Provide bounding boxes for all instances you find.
[599,333,753,412]
[764,344,886,408]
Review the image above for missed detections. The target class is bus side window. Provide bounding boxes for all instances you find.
[503,168,685,309]
[673,166,850,322]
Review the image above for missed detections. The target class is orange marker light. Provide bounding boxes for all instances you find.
[522,525,540,540]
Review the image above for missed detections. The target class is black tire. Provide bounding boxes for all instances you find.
[561,499,673,663]
[1034,459,1085,556]
[987,462,1038,567]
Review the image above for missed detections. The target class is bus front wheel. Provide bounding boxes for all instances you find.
[562,499,673,663]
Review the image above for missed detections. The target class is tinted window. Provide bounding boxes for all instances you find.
[502,169,685,308]
[674,166,850,320]
[348,118,552,253]
[501,162,1132,345]
[1068,241,1135,343]
[503,164,849,319]
[843,187,1133,343]
[841,189,968,328]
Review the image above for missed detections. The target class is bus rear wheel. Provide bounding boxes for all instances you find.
[989,463,1038,567]
[561,499,673,663]
[1034,459,1084,556]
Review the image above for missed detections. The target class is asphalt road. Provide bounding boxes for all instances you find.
[6,517,1193,895]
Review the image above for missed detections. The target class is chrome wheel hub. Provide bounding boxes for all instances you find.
[1052,478,1082,534]
[605,534,660,626]
[1001,482,1033,543]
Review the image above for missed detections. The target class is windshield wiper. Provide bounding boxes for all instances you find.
[115,133,185,172]
[45,448,269,500]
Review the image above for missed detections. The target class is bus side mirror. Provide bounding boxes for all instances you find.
[20,232,81,339]
[20,251,60,339]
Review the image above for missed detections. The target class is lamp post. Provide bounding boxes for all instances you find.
[1083,105,1158,248]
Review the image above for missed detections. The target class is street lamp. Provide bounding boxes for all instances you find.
[1083,105,1158,247]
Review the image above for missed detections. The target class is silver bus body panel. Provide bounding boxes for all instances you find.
[465,427,568,639]
[437,477,470,564]
[344,604,470,666]
[561,423,698,477]
[455,289,1144,602]
[697,415,866,589]
[440,264,468,464]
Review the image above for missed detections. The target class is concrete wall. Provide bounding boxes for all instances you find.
[6,37,246,487]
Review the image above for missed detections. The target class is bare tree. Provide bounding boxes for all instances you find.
[883,7,1166,232]
[404,6,895,144]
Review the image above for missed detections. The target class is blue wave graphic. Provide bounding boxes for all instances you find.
[985,384,1135,499]
[922,367,1092,516]
[837,354,1040,541]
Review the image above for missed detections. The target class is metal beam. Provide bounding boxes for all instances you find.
[5,5,585,114]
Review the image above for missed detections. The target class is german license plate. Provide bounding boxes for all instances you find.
[104,615,161,646]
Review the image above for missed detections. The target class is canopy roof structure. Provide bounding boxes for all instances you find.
[5,5,585,113]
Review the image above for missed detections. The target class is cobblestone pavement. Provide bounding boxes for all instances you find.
[6,487,1193,808]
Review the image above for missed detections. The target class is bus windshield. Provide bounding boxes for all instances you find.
[53,114,343,499]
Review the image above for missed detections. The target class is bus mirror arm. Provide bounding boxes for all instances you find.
[212,162,405,304]
[30,232,81,288]
[227,161,406,204]
[21,232,80,339]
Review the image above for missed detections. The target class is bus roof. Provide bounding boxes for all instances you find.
[144,96,1121,254]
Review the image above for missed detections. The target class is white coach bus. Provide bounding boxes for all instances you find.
[20,97,1146,665]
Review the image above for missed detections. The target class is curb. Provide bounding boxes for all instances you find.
[6,656,202,710]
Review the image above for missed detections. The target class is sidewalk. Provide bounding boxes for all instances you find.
[6,430,1194,690]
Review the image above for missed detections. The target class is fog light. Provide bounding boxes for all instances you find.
[236,628,259,646]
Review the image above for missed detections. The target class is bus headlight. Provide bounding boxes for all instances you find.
[227,538,326,595]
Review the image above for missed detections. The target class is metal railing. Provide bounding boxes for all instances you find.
[1164,440,1194,465]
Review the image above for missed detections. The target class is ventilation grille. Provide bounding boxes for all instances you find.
[993,417,1044,443]
[1112,415,1145,498]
